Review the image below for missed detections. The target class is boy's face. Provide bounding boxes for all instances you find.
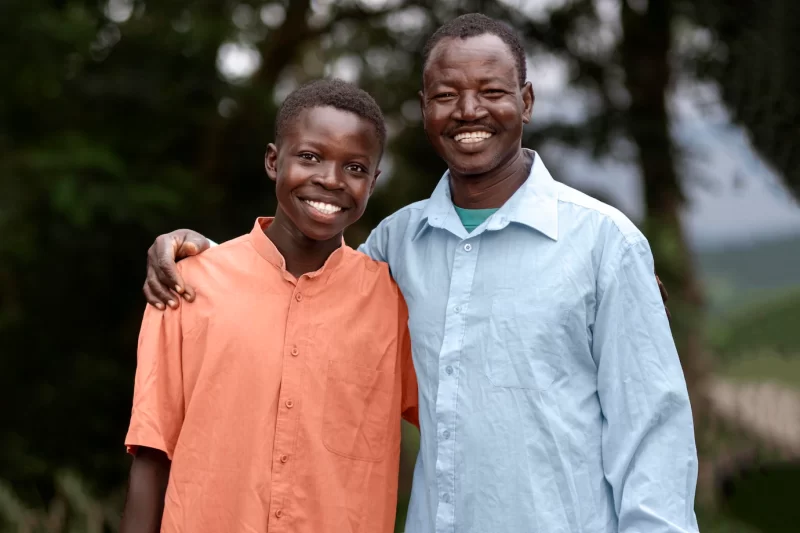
[420,33,534,177]
[265,106,382,241]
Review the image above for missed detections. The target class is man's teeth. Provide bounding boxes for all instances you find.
[454,131,493,143]
[304,200,342,215]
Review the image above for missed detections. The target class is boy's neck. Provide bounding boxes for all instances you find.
[265,209,343,279]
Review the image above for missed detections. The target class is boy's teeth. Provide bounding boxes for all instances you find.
[304,200,342,215]
[454,131,493,143]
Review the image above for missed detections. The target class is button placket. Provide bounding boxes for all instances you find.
[433,236,480,532]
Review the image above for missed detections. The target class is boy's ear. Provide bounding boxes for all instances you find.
[368,168,382,196]
[265,143,279,181]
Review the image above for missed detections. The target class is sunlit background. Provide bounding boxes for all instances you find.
[2,0,799,531]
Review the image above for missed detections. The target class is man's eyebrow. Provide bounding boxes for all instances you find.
[476,77,511,85]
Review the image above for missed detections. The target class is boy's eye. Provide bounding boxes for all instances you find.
[299,153,319,162]
[346,163,367,174]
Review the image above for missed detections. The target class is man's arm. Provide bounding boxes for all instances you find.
[397,297,419,429]
[120,447,171,533]
[594,239,698,533]
[143,229,211,308]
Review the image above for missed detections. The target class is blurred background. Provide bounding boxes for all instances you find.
[1,0,799,531]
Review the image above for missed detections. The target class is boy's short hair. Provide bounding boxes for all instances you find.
[422,13,527,87]
[275,78,387,152]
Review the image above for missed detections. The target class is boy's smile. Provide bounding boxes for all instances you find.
[265,105,382,243]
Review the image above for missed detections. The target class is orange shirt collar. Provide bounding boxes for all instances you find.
[249,217,348,281]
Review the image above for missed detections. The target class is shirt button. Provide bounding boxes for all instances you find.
[454,306,461,313]
[280,454,289,463]
[295,293,303,301]
[275,509,283,518]
[443,430,450,439]
[445,365,453,375]
[285,399,294,408]
[463,243,472,251]
[291,347,299,357]
[443,493,450,503]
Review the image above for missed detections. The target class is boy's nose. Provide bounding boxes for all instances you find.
[311,165,345,189]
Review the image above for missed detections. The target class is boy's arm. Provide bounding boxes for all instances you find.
[593,239,698,533]
[120,447,171,533]
[123,301,186,530]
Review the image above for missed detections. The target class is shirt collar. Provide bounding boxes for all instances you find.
[414,149,559,241]
[248,217,348,280]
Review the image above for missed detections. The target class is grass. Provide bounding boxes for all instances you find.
[709,288,800,358]
[721,350,800,389]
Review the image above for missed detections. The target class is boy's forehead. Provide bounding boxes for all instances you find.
[283,106,381,153]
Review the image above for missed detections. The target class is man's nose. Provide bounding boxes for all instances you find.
[454,92,487,121]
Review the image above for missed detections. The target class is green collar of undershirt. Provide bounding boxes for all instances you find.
[453,206,500,233]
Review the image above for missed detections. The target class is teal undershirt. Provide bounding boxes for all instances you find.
[453,206,500,233]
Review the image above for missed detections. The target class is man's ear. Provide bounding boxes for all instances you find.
[521,82,534,124]
[369,168,382,196]
[418,90,426,131]
[265,143,279,182]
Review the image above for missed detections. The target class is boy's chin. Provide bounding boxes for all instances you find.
[298,223,346,242]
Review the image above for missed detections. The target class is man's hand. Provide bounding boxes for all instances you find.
[144,229,210,309]
[656,274,670,320]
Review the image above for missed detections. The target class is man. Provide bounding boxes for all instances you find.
[143,14,698,533]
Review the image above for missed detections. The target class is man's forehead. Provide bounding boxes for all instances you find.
[425,34,517,80]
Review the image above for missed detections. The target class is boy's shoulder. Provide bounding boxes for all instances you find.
[342,246,401,295]
[176,234,255,278]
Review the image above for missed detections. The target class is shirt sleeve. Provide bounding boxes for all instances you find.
[398,298,419,429]
[593,238,699,533]
[125,302,185,460]
[357,217,391,262]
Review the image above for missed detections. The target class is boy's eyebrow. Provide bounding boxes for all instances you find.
[294,140,377,163]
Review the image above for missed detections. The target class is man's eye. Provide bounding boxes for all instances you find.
[484,89,505,96]
[435,93,456,99]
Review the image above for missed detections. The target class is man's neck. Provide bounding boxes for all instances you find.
[265,210,342,279]
[448,149,533,209]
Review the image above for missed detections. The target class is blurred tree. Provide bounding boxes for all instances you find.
[682,0,800,199]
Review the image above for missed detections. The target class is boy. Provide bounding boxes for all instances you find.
[120,79,418,533]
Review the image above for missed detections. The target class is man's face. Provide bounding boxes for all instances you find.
[265,106,382,241]
[420,33,534,177]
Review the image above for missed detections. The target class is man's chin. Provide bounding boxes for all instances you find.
[444,153,496,177]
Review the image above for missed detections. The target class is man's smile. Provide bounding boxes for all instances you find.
[453,131,494,143]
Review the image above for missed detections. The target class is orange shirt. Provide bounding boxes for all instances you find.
[125,218,418,533]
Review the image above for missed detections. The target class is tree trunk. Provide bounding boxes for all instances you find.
[620,0,714,503]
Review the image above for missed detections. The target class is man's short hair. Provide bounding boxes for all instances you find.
[275,79,386,151]
[422,13,527,87]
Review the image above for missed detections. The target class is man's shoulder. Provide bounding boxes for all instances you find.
[377,199,429,230]
[554,181,644,246]
[343,247,398,293]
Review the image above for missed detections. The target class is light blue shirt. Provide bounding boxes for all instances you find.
[358,151,699,533]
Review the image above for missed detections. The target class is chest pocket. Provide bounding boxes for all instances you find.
[485,287,569,390]
[322,360,394,462]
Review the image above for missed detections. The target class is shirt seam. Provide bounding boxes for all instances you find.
[556,196,645,249]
